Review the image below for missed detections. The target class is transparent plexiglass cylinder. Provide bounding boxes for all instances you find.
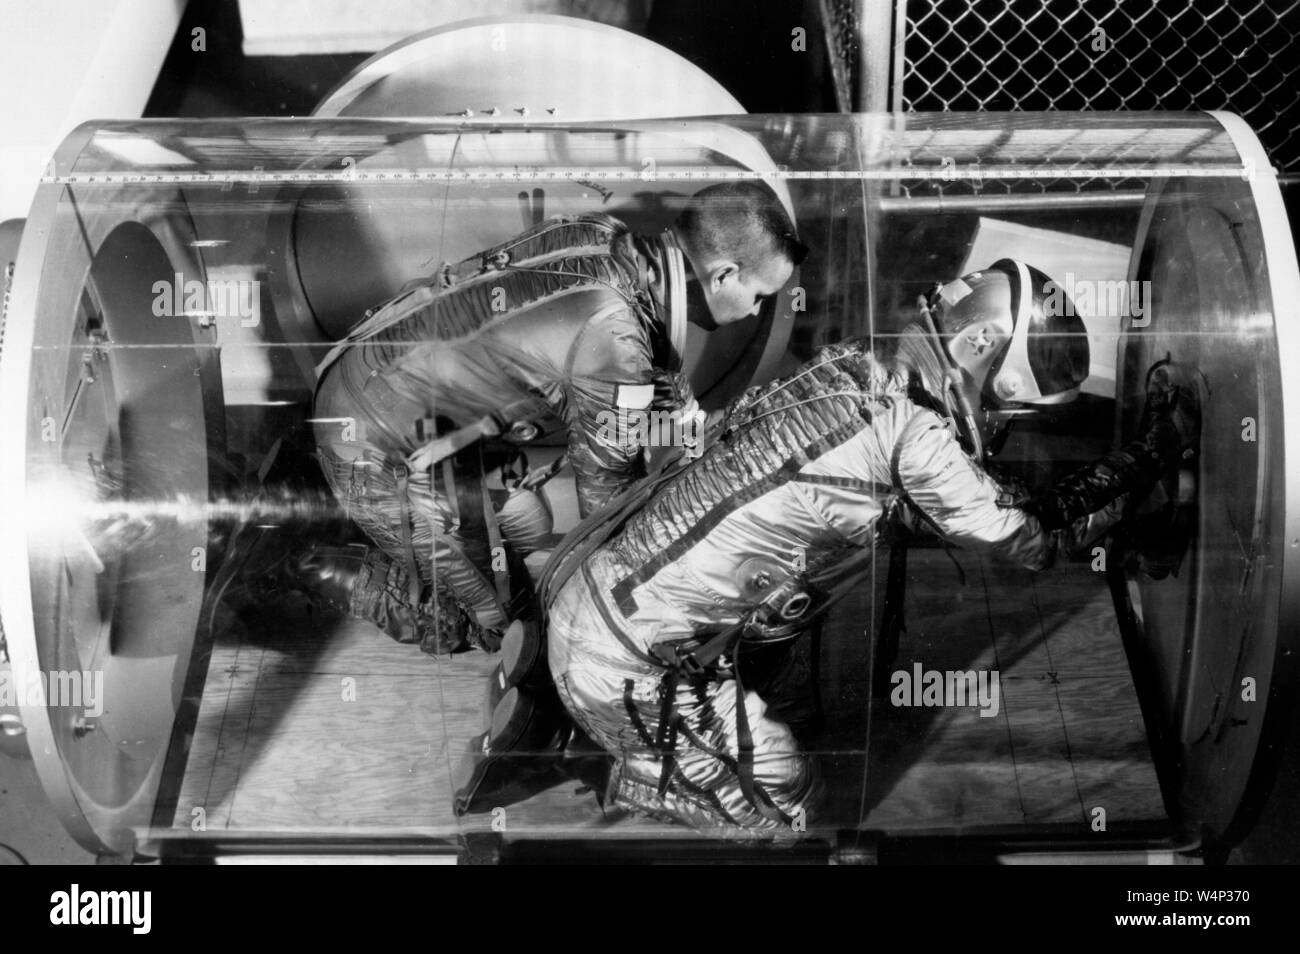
[1,112,1296,858]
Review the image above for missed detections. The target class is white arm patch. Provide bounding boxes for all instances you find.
[615,383,655,409]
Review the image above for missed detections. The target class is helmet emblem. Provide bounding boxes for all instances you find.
[964,327,994,356]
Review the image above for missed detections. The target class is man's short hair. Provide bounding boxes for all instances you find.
[676,181,808,272]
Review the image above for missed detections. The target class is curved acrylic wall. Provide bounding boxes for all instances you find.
[1,111,1295,858]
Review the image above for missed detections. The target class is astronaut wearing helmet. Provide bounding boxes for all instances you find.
[533,258,1200,835]
[894,258,1092,463]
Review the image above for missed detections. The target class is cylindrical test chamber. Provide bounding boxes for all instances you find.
[0,111,1295,859]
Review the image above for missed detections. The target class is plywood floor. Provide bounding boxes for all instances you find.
[169,543,1164,842]
[849,549,1165,832]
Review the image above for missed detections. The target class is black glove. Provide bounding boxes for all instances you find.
[1028,358,1202,532]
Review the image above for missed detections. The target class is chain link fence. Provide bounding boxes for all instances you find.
[819,0,1300,173]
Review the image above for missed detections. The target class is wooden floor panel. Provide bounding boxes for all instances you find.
[173,546,1165,839]
[856,549,1163,832]
[175,613,463,833]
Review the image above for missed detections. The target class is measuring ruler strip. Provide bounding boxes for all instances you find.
[38,164,1260,187]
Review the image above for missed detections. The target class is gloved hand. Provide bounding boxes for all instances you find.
[1139,356,1203,462]
[1125,358,1206,578]
[1027,356,1203,535]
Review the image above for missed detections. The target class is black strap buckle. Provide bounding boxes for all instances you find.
[677,651,705,679]
[652,643,705,678]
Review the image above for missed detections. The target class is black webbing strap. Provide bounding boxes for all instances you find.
[649,624,791,826]
[655,668,680,797]
[651,624,741,677]
[623,679,658,749]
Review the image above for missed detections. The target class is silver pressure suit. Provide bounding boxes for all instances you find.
[313,214,695,647]
[546,340,1133,834]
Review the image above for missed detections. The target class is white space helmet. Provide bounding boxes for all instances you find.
[927,258,1090,407]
